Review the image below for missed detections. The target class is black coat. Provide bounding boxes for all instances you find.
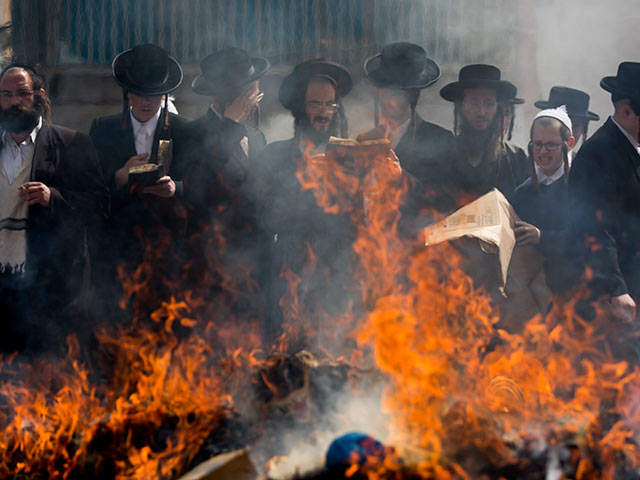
[89,111,192,200]
[0,122,108,350]
[25,123,109,304]
[394,115,457,212]
[89,111,191,314]
[252,138,359,341]
[513,176,569,293]
[179,109,269,321]
[185,108,266,191]
[89,111,191,225]
[568,117,640,301]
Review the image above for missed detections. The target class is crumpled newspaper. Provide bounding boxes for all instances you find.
[424,188,517,286]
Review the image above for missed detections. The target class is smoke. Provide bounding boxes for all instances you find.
[248,380,389,478]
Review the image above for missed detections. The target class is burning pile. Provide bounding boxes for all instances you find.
[1,137,640,480]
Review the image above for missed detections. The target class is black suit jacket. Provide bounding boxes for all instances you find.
[89,111,191,268]
[89,111,191,197]
[183,108,267,228]
[19,123,109,310]
[568,117,640,300]
[395,114,456,188]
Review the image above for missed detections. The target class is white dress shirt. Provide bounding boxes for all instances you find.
[1,117,42,184]
[130,109,161,156]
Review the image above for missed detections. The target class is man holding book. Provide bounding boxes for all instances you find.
[89,44,190,319]
[251,59,356,343]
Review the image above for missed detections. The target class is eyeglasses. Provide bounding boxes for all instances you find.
[0,89,35,100]
[529,141,564,151]
[306,102,338,114]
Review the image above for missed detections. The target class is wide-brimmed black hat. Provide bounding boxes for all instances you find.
[507,92,525,106]
[364,42,440,89]
[279,59,353,111]
[112,44,183,96]
[192,47,269,96]
[600,62,640,103]
[440,64,517,102]
[535,86,599,121]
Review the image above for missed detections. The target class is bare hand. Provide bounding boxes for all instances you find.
[223,86,260,124]
[114,153,149,189]
[18,182,51,207]
[610,294,636,323]
[143,176,176,198]
[514,220,541,245]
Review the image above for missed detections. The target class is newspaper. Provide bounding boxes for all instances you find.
[423,188,552,325]
[424,188,517,285]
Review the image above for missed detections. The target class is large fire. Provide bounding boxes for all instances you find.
[1,136,640,479]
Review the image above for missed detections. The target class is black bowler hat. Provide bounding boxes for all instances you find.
[600,62,640,103]
[440,64,517,102]
[192,47,269,96]
[112,44,183,96]
[279,59,353,111]
[535,86,599,121]
[364,42,440,89]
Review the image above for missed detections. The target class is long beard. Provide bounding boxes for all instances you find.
[0,104,41,133]
[457,113,502,161]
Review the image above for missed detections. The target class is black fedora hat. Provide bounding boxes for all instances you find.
[535,86,599,121]
[364,42,440,89]
[279,59,353,111]
[192,47,269,96]
[112,44,183,96]
[440,64,517,102]
[600,62,640,103]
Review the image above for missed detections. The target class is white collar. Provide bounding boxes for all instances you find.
[2,116,43,148]
[611,116,640,152]
[535,162,565,185]
[130,108,161,137]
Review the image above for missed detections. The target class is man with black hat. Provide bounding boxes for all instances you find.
[568,62,640,323]
[535,86,600,162]
[440,64,528,204]
[187,47,269,195]
[0,65,108,351]
[250,58,357,343]
[89,44,189,318]
[363,42,455,209]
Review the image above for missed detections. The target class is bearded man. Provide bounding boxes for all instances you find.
[250,59,355,343]
[440,64,528,204]
[0,65,108,352]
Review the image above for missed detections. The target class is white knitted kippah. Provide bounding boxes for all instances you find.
[534,105,573,134]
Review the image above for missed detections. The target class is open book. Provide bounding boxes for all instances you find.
[128,139,172,189]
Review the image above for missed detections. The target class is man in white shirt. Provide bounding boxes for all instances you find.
[569,62,640,323]
[88,44,190,320]
[0,64,108,352]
